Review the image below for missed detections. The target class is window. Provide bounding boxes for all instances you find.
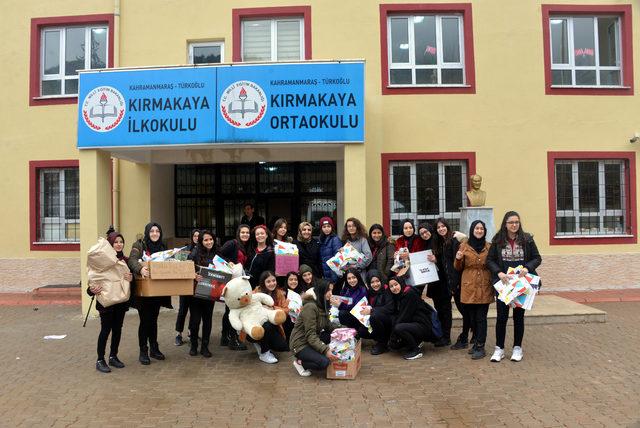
[188,42,224,64]
[547,152,637,245]
[232,7,312,62]
[242,18,304,61]
[388,160,467,235]
[542,5,633,95]
[29,160,80,250]
[387,14,464,86]
[379,4,475,95]
[41,26,108,96]
[30,14,114,106]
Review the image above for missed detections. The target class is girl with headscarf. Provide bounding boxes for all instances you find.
[361,270,394,355]
[128,222,172,365]
[289,279,338,377]
[367,224,395,282]
[454,220,493,360]
[88,227,132,373]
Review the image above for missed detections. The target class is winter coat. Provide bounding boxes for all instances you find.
[319,233,342,283]
[367,285,394,317]
[454,242,494,304]
[486,234,542,285]
[247,245,275,289]
[393,286,434,330]
[289,290,336,354]
[338,285,368,312]
[367,240,395,283]
[127,239,172,309]
[343,237,372,271]
[294,238,323,278]
[219,239,248,266]
[394,235,427,253]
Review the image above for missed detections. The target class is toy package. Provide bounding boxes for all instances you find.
[493,265,540,311]
[326,243,366,276]
[391,247,409,272]
[349,297,372,333]
[329,328,358,362]
[287,289,303,322]
[142,246,188,262]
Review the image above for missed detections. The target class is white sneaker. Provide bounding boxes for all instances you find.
[252,343,261,356]
[293,360,311,377]
[490,346,505,362]
[259,351,278,364]
[510,346,523,362]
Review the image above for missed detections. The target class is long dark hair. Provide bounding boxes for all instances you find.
[343,268,367,291]
[188,228,200,250]
[196,229,219,266]
[432,217,453,259]
[235,224,251,252]
[341,217,367,242]
[367,223,389,251]
[492,211,527,247]
[271,218,288,241]
[257,270,278,299]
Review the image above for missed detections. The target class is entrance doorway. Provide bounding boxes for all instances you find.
[175,162,337,240]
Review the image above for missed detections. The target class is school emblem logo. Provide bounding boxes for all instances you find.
[220,81,267,128]
[82,86,126,132]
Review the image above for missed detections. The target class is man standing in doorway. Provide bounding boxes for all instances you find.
[240,202,265,230]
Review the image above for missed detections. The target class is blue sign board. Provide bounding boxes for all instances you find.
[77,62,364,148]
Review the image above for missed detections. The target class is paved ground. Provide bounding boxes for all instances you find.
[1,302,638,427]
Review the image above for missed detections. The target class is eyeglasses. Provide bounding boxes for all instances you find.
[506,221,520,225]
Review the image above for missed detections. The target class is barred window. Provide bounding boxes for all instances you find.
[389,160,467,235]
[555,159,627,235]
[38,168,79,242]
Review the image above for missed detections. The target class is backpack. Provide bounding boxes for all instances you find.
[424,301,443,340]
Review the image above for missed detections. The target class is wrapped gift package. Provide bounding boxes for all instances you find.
[275,254,299,276]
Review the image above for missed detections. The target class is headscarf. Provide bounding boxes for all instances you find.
[417,222,434,248]
[389,275,407,302]
[467,220,487,253]
[106,231,126,261]
[143,222,165,254]
[366,269,386,302]
[401,219,417,250]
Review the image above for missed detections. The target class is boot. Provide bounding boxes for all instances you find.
[228,330,247,351]
[189,337,199,356]
[467,339,477,355]
[450,333,468,350]
[139,346,151,365]
[471,343,486,360]
[149,342,165,360]
[200,341,212,358]
[219,329,230,346]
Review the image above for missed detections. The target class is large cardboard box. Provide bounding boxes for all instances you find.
[144,261,195,280]
[135,278,194,297]
[326,340,362,380]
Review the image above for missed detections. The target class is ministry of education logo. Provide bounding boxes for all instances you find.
[220,81,267,128]
[82,86,125,132]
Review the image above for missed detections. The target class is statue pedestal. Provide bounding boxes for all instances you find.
[460,207,495,242]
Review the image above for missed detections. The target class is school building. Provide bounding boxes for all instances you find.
[1,1,639,312]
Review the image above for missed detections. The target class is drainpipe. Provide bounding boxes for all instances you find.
[112,0,121,230]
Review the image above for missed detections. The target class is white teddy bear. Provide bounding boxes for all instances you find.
[222,269,286,341]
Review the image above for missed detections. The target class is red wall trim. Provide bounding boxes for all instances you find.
[29,160,80,251]
[541,5,634,96]
[380,152,477,233]
[546,151,637,245]
[232,6,312,62]
[379,3,476,95]
[29,14,115,107]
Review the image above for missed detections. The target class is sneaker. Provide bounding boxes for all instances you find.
[370,343,388,355]
[108,356,125,368]
[293,360,311,377]
[434,337,451,347]
[471,347,486,360]
[252,343,262,356]
[96,359,111,373]
[450,339,468,350]
[490,346,505,362]
[510,346,523,362]
[175,334,183,346]
[259,351,278,364]
[403,349,423,360]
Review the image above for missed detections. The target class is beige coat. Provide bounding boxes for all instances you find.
[453,242,494,304]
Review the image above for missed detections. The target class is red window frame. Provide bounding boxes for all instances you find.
[547,151,637,245]
[232,6,312,62]
[29,14,115,107]
[541,5,634,96]
[381,152,476,233]
[379,3,476,95]
[29,160,80,251]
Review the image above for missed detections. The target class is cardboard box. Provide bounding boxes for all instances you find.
[144,261,195,280]
[326,340,362,380]
[135,278,194,297]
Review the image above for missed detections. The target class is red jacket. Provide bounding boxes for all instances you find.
[394,235,427,253]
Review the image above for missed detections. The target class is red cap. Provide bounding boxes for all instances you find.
[319,216,334,228]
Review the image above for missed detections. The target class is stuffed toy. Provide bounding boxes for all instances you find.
[222,272,286,340]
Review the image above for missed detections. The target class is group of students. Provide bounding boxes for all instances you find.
[88,210,541,376]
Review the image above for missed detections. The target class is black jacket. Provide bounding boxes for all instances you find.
[294,238,323,278]
[240,215,265,231]
[368,286,394,318]
[394,287,434,331]
[247,245,275,288]
[486,234,542,285]
[438,239,461,294]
